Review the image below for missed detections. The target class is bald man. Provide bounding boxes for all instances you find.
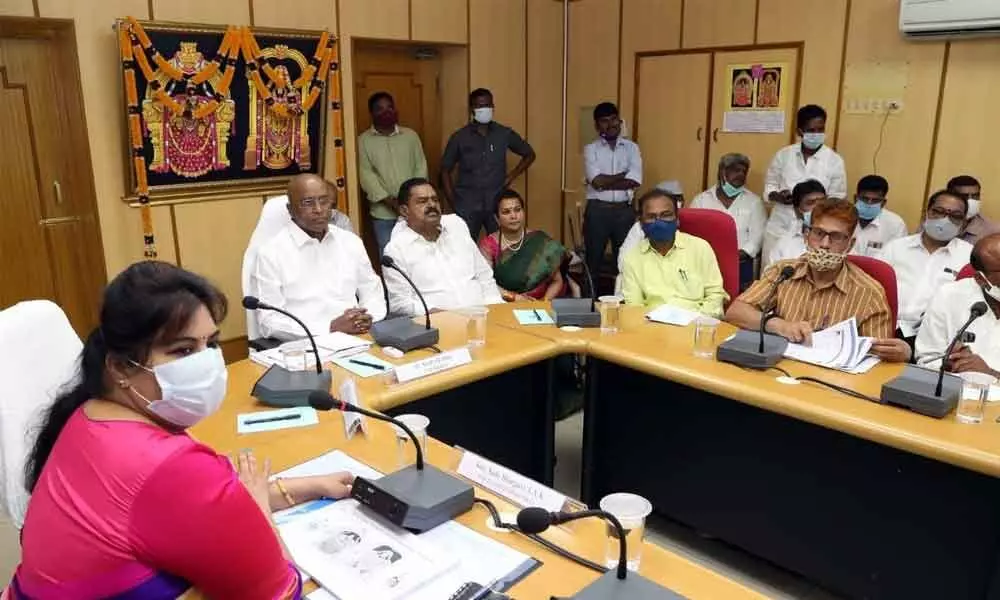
[916,232,1000,376]
[251,174,386,341]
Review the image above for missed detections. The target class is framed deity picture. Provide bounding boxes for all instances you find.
[116,19,342,202]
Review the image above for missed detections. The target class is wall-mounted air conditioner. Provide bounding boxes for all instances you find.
[900,0,1000,39]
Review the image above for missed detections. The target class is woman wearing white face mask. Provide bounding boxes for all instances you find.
[11,261,352,599]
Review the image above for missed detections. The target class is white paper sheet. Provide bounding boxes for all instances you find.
[645,304,702,326]
[784,317,880,373]
[250,333,371,369]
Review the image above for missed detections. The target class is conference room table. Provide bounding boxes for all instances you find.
[488,302,1000,600]
[191,357,768,599]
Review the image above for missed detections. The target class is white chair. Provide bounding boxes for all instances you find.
[242,195,293,343]
[0,300,82,528]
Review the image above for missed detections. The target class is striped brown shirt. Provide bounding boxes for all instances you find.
[738,258,893,338]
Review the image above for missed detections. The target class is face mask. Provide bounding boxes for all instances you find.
[804,246,846,272]
[967,198,981,220]
[641,219,678,244]
[801,211,812,227]
[855,200,883,221]
[720,181,743,199]
[472,107,493,124]
[923,217,961,243]
[130,347,228,428]
[801,132,825,150]
[978,271,1000,303]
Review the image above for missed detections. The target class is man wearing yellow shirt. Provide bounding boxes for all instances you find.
[621,189,728,317]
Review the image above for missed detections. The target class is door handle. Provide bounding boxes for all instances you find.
[696,126,703,141]
[712,128,719,142]
[53,180,63,205]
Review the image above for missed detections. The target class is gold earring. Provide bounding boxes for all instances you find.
[117,379,129,389]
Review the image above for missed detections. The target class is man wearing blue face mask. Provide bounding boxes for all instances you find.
[851,175,907,257]
[763,104,847,241]
[441,88,536,239]
[879,190,972,344]
[621,189,727,317]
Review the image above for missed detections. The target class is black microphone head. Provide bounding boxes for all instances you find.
[380,255,396,268]
[779,265,796,280]
[516,507,554,534]
[242,296,261,310]
[971,301,989,318]
[307,390,338,411]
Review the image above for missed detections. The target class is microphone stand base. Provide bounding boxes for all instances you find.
[552,298,602,328]
[371,317,441,352]
[880,365,962,418]
[571,569,688,599]
[716,329,788,369]
[351,464,474,533]
[251,365,333,408]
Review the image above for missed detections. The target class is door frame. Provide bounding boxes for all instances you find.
[633,42,804,192]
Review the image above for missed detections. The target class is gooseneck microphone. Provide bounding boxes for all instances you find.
[308,390,472,532]
[717,265,795,369]
[370,256,440,352]
[242,296,322,375]
[380,255,431,330]
[758,265,796,353]
[518,508,628,580]
[935,301,988,396]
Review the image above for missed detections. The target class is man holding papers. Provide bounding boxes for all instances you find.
[726,198,911,362]
[621,189,728,318]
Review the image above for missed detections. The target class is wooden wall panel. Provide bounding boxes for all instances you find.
[930,38,1000,224]
[173,197,260,340]
[619,0,682,128]
[439,45,469,154]
[757,0,847,141]
[469,0,526,197]
[0,0,34,17]
[681,0,755,49]
[252,0,336,30]
[339,0,408,40]
[152,0,250,24]
[836,0,945,229]
[411,0,467,44]
[526,0,564,240]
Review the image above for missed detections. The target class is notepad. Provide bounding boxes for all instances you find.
[237,406,318,434]
[513,309,554,325]
[331,352,394,377]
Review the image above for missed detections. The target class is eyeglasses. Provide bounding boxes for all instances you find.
[642,214,677,223]
[805,226,851,245]
[855,195,884,205]
[299,196,334,210]
[927,206,966,223]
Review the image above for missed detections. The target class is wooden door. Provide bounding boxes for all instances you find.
[635,52,712,202]
[707,47,800,195]
[0,19,106,337]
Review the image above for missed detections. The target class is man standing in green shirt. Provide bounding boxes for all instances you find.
[358,92,428,254]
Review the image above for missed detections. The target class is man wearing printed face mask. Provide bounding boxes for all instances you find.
[441,88,536,238]
[916,233,1000,375]
[879,190,971,345]
[763,104,847,241]
[851,174,908,257]
[763,179,826,269]
[621,189,727,317]
[948,175,1000,245]
[727,199,910,362]
[358,92,428,254]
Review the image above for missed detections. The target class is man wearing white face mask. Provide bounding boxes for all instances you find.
[916,233,1000,375]
[762,179,826,269]
[879,190,972,344]
[948,174,1000,245]
[441,88,536,238]
[763,104,847,240]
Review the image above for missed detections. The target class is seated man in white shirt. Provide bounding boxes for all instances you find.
[325,179,355,233]
[763,179,826,269]
[852,175,907,257]
[252,174,386,341]
[915,232,1000,375]
[690,153,766,291]
[384,177,504,315]
[763,104,847,258]
[880,189,972,345]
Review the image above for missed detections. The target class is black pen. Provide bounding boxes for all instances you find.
[533,309,543,321]
[245,414,301,426]
[349,358,386,371]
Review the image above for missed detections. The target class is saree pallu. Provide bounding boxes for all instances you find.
[486,230,566,299]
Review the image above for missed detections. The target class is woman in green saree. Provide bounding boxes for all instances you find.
[479,190,567,301]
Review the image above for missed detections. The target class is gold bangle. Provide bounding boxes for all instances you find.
[274,478,296,507]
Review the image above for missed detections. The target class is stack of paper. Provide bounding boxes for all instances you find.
[783,317,880,374]
[645,304,702,326]
[251,332,371,369]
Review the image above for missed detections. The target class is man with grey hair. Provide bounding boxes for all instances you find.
[690,153,766,290]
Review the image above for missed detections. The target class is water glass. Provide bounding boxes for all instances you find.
[693,317,719,358]
[599,492,653,571]
[598,295,623,334]
[280,348,315,371]
[465,306,489,346]
[956,372,996,424]
[393,414,430,467]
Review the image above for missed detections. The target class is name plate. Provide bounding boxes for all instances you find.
[339,378,368,440]
[394,347,472,384]
[457,450,569,512]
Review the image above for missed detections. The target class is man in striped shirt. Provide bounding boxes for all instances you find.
[725,198,911,362]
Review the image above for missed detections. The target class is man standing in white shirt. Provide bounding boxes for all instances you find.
[851,175,907,256]
[763,179,826,269]
[763,104,847,242]
[384,177,504,316]
[915,233,1000,374]
[690,153,766,290]
[880,190,972,345]
[252,174,386,341]
[583,102,642,288]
